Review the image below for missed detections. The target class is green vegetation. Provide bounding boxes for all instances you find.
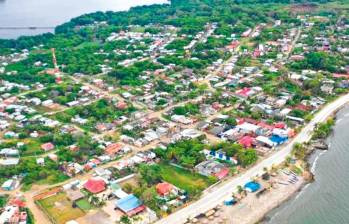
[292,143,308,160]
[138,164,162,186]
[0,195,9,208]
[212,142,258,167]
[26,83,82,105]
[108,60,162,86]
[312,118,335,139]
[290,52,347,73]
[154,139,206,168]
[75,198,93,211]
[53,99,136,131]
[159,163,216,195]
[0,158,68,189]
[37,193,85,224]
[173,103,200,116]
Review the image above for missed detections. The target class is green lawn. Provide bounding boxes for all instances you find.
[158,163,217,195]
[76,198,93,211]
[37,193,85,224]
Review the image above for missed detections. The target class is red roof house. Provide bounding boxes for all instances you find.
[41,142,55,152]
[84,178,106,194]
[253,49,261,57]
[214,168,230,180]
[235,88,252,98]
[105,143,123,156]
[274,122,286,129]
[212,102,223,110]
[9,198,26,208]
[156,182,173,196]
[333,73,349,79]
[239,136,255,148]
[294,104,312,111]
[117,101,128,110]
[257,122,274,130]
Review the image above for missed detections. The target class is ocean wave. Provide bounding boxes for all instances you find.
[311,151,326,173]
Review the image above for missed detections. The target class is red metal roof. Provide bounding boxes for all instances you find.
[156,182,173,196]
[126,205,146,217]
[239,136,254,148]
[41,142,54,151]
[274,122,286,129]
[257,122,274,130]
[9,198,26,208]
[214,168,229,180]
[105,143,123,156]
[84,178,106,194]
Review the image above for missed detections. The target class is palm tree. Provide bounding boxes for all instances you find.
[237,185,243,194]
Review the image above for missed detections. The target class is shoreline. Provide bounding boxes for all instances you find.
[259,176,309,224]
[160,93,349,224]
[255,106,344,224]
[214,171,307,224]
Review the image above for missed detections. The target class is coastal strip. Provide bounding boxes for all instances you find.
[157,93,349,224]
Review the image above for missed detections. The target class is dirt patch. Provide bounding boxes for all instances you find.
[289,3,318,13]
[36,192,85,224]
[76,210,112,224]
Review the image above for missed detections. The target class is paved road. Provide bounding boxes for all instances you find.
[156,93,349,224]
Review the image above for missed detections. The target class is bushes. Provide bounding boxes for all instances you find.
[237,149,258,167]
[312,118,335,140]
[173,103,200,115]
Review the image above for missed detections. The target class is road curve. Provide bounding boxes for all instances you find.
[156,93,349,224]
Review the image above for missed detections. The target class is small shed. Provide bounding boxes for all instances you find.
[66,190,85,202]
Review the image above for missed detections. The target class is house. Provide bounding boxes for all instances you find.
[180,129,202,139]
[236,122,260,134]
[105,143,123,156]
[95,168,112,179]
[321,83,334,94]
[2,179,20,191]
[195,160,229,179]
[36,158,45,166]
[83,178,106,194]
[171,115,193,124]
[156,182,177,197]
[197,121,210,130]
[0,206,19,224]
[66,189,85,202]
[117,101,128,110]
[144,130,159,142]
[209,126,225,136]
[115,194,146,217]
[256,136,276,148]
[0,158,20,166]
[0,148,19,157]
[238,136,255,148]
[235,88,255,98]
[41,142,54,152]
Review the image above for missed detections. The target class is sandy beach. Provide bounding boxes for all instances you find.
[190,171,306,224]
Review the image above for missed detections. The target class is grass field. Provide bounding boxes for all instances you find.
[37,193,85,224]
[76,198,93,212]
[158,163,217,195]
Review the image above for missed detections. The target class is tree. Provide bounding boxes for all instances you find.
[139,164,162,186]
[120,215,131,224]
[237,149,258,167]
[225,117,237,126]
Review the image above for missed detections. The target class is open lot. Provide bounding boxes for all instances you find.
[37,192,85,224]
[158,163,217,195]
